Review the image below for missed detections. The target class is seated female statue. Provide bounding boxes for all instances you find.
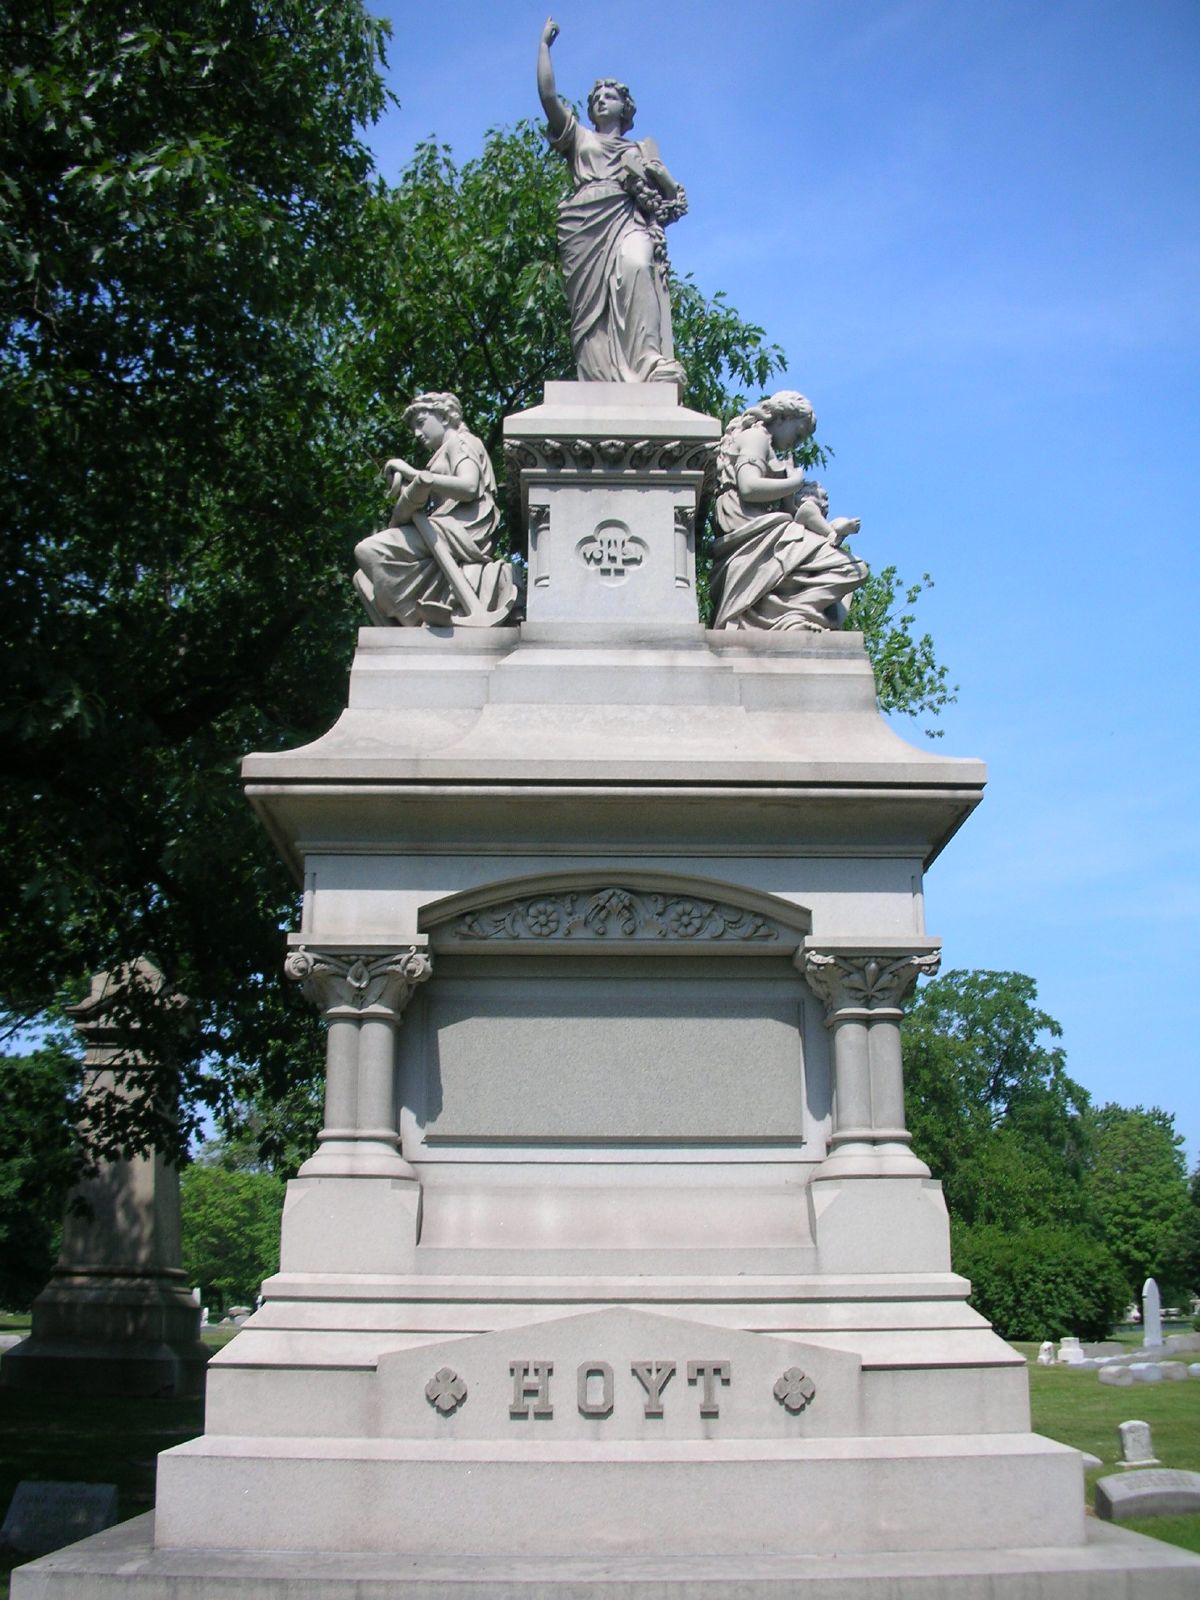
[710,391,868,632]
[537,17,686,384]
[354,392,516,628]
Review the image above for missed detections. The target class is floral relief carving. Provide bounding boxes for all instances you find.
[801,949,940,1018]
[425,1367,468,1415]
[773,1367,816,1414]
[449,887,779,944]
[284,946,433,1016]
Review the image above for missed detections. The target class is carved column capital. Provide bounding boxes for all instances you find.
[285,946,432,1020]
[799,943,940,1022]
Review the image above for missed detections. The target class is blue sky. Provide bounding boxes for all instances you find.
[366,1,1200,1163]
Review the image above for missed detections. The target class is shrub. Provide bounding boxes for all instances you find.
[952,1222,1127,1342]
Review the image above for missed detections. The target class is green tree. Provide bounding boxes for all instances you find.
[0,0,392,1154]
[903,970,1093,1229]
[1086,1104,1192,1303]
[180,1162,284,1313]
[849,569,956,732]
[0,1041,79,1308]
[902,969,1132,1338]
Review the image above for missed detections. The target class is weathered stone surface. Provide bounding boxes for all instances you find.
[1118,1420,1158,1467]
[1099,1365,1135,1387]
[1130,1363,1163,1383]
[0,964,207,1399]
[1142,1277,1164,1349]
[14,1514,1200,1599]
[354,393,516,630]
[711,394,866,633]
[1096,1469,1200,1522]
[0,1481,118,1557]
[536,21,686,385]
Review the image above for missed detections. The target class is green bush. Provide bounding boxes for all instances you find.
[952,1222,1127,1342]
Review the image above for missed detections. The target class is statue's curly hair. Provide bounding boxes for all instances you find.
[725,391,816,439]
[402,391,463,429]
[587,77,636,134]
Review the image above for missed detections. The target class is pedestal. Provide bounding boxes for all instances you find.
[17,388,1199,1595]
[2,967,208,1400]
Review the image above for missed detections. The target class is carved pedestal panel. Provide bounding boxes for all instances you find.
[503,381,718,627]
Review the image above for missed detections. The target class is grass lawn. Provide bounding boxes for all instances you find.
[0,1335,1196,1596]
[1017,1342,1200,1555]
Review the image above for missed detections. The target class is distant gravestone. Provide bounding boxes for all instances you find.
[1142,1277,1163,1349]
[1118,1420,1159,1468]
[0,1481,118,1557]
[1096,1469,1200,1522]
[1129,1362,1163,1383]
[1036,1341,1055,1366]
[1161,1362,1189,1381]
[1099,1365,1134,1388]
[1057,1336,1085,1364]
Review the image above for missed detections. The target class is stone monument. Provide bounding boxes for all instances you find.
[1143,1275,1164,1348]
[1,963,209,1400]
[16,20,1200,1598]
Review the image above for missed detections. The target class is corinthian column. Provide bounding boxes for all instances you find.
[284,945,432,1179]
[799,937,940,1179]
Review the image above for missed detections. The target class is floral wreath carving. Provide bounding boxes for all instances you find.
[449,887,778,944]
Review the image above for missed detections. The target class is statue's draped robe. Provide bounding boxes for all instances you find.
[550,109,676,382]
[357,431,505,624]
[711,424,867,631]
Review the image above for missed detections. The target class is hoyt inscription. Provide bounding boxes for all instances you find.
[511,1359,731,1420]
[422,1358,817,1420]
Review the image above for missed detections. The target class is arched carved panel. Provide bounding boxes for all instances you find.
[419,871,811,954]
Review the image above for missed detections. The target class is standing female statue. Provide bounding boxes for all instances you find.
[537,17,686,384]
[711,392,868,632]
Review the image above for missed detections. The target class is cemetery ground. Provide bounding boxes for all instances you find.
[0,1326,1195,1595]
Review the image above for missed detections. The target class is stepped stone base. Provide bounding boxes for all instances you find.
[14,1514,1200,1599]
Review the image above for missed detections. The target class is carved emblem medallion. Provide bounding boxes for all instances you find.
[425,1367,468,1415]
[773,1367,817,1414]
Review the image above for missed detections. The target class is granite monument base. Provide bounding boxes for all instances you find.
[15,1514,1200,1599]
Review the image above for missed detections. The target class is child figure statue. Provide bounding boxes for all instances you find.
[354,392,517,629]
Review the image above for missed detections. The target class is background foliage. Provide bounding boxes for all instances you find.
[903,970,1197,1338]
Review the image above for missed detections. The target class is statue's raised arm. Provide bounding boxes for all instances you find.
[536,19,686,385]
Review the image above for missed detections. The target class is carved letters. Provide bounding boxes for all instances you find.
[578,524,647,580]
[432,1357,820,1423]
[509,1360,554,1418]
[505,1359,733,1421]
